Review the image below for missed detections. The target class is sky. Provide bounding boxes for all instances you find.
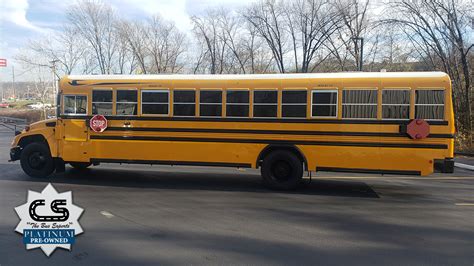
[0,0,258,82]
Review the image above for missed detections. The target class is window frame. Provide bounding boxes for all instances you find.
[141,89,170,116]
[414,88,445,121]
[173,89,196,117]
[253,89,278,118]
[226,89,250,118]
[381,88,411,120]
[199,89,223,118]
[281,89,308,119]
[115,88,138,116]
[310,89,338,118]
[62,94,88,116]
[341,88,378,120]
[92,88,113,116]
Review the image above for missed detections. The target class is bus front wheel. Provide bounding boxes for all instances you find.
[20,142,55,178]
[261,150,303,190]
[69,162,92,170]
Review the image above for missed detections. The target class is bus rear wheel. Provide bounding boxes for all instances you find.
[20,142,55,178]
[69,162,92,170]
[261,150,303,190]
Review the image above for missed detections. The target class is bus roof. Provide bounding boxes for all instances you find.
[66,72,448,81]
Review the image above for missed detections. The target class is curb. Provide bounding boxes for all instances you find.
[455,152,474,157]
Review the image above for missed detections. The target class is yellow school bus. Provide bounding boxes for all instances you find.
[10,72,455,189]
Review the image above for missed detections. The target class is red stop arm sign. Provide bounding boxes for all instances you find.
[406,119,430,139]
[89,115,108,133]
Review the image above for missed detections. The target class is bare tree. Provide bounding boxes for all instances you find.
[377,27,415,71]
[116,20,149,74]
[67,0,118,74]
[283,0,341,72]
[191,9,228,74]
[146,16,187,73]
[192,7,274,74]
[325,0,372,71]
[244,0,288,73]
[218,10,248,73]
[242,22,276,73]
[114,24,138,74]
[15,25,86,78]
[385,0,473,137]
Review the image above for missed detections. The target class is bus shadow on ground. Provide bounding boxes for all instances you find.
[6,165,379,198]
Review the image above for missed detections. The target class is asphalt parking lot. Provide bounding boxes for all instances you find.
[0,130,473,265]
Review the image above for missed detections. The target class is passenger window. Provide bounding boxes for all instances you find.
[415,89,444,120]
[116,90,137,115]
[63,95,87,115]
[92,90,113,115]
[174,90,196,116]
[342,89,377,119]
[382,89,410,119]
[282,90,307,118]
[200,90,222,117]
[254,90,277,118]
[142,90,169,115]
[311,90,337,118]
[226,90,249,117]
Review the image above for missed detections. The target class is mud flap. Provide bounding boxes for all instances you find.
[54,158,66,173]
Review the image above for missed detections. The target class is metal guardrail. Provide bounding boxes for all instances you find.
[0,116,27,124]
[0,116,28,133]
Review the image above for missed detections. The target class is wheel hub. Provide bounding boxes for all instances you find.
[271,160,292,181]
[29,152,46,169]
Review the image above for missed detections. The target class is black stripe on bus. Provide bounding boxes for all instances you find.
[90,158,251,168]
[89,135,448,149]
[316,167,421,175]
[105,126,454,139]
[68,81,143,86]
[61,115,449,125]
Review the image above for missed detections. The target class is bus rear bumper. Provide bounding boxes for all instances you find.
[434,158,454,173]
[10,146,21,162]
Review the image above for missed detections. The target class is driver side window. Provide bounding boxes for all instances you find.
[63,95,87,115]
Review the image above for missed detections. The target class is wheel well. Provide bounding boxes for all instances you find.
[257,145,308,170]
[18,134,49,150]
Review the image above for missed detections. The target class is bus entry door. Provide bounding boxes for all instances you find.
[60,118,90,162]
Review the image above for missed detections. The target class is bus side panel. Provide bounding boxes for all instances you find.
[83,139,264,167]
[61,141,91,162]
[300,145,443,175]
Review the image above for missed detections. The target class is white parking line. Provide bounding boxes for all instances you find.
[100,210,115,218]
[455,203,474,206]
[454,162,474,171]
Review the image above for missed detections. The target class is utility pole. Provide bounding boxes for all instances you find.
[0,58,6,101]
[352,37,364,71]
[50,60,59,105]
[11,65,15,100]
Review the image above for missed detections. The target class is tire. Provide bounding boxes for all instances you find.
[69,162,92,170]
[20,142,55,178]
[261,150,304,190]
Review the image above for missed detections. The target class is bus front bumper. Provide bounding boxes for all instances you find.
[10,146,21,162]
